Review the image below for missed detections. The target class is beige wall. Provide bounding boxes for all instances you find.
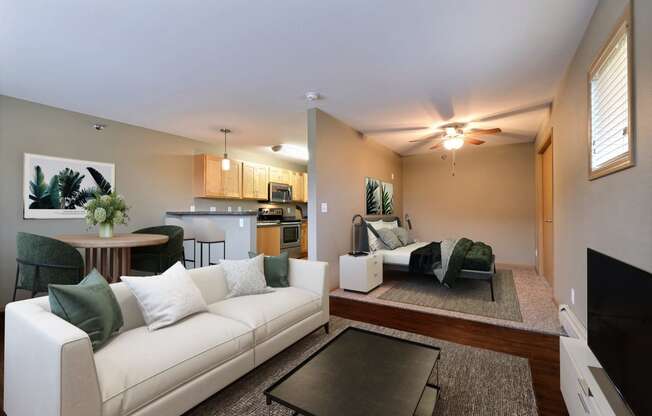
[0,95,305,307]
[534,0,652,326]
[403,143,536,266]
[308,108,402,289]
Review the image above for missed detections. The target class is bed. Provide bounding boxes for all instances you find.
[355,217,497,301]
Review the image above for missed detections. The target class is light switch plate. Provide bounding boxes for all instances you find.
[321,202,328,213]
[571,288,575,305]
[227,206,232,212]
[209,206,216,212]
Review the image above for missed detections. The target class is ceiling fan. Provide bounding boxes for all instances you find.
[409,123,502,151]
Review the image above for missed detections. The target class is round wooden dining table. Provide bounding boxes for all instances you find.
[55,233,169,282]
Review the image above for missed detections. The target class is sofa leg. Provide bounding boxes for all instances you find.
[324,322,330,334]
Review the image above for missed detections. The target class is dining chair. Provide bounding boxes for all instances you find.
[165,217,196,268]
[130,225,185,274]
[14,232,85,301]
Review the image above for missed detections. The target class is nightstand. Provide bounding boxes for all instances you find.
[339,253,383,293]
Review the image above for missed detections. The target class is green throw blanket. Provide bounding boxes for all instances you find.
[441,238,493,287]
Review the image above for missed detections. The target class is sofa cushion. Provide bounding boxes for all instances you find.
[187,264,229,304]
[208,287,321,344]
[121,262,208,331]
[94,312,253,416]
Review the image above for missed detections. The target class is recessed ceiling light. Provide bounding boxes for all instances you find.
[271,144,309,161]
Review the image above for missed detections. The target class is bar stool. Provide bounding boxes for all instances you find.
[192,219,226,267]
[165,217,197,268]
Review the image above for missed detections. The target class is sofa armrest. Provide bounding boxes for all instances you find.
[288,259,329,320]
[4,300,102,416]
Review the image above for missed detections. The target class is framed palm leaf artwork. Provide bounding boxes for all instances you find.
[23,153,115,219]
[381,181,393,215]
[365,177,381,215]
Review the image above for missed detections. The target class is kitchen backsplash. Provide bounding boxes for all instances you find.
[192,199,307,218]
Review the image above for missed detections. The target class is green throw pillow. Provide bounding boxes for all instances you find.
[248,251,290,287]
[48,269,124,351]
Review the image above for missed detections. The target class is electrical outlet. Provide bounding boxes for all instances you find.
[209,206,216,212]
[571,288,575,305]
[239,218,244,227]
[237,206,242,212]
[321,202,328,213]
[287,207,291,214]
[227,206,232,212]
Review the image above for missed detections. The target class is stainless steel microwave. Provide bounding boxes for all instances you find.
[269,182,292,203]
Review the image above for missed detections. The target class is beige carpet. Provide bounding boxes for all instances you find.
[379,270,523,322]
[331,265,561,335]
[186,317,537,415]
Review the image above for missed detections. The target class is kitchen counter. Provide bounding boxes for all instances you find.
[167,210,258,216]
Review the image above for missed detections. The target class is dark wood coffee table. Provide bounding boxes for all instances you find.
[264,327,441,416]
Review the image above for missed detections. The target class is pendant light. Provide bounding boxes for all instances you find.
[220,128,231,171]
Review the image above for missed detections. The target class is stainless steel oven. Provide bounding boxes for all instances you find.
[269,182,292,203]
[280,221,301,258]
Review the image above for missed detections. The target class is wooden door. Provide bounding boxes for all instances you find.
[254,166,269,199]
[542,142,554,287]
[204,155,223,196]
[242,163,256,199]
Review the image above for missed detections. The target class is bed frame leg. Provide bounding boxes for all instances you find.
[490,263,496,301]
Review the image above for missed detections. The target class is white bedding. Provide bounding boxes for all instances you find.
[376,241,429,265]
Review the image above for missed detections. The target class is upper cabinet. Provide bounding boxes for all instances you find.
[269,167,291,185]
[194,153,306,202]
[193,154,242,199]
[242,162,269,200]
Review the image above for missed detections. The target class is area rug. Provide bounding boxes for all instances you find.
[379,269,523,322]
[186,317,538,415]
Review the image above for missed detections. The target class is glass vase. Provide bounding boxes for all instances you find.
[98,222,114,238]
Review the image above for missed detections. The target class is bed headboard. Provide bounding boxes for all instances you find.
[353,215,401,253]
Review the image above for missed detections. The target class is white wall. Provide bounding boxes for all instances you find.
[534,0,652,325]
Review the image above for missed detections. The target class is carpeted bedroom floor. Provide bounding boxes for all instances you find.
[330,265,561,335]
[185,316,538,416]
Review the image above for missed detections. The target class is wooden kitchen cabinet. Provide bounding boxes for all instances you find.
[242,162,269,200]
[256,226,281,256]
[290,171,304,202]
[269,167,290,184]
[194,154,242,198]
[303,173,308,203]
[300,221,308,257]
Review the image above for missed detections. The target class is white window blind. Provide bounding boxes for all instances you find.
[589,24,630,173]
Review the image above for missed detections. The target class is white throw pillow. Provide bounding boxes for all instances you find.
[122,262,208,331]
[219,255,272,298]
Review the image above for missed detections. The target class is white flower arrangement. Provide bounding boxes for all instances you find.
[84,192,129,227]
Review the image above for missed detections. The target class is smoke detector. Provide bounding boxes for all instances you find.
[304,92,321,102]
[93,123,106,131]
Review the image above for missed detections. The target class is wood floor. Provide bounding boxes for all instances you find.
[331,295,568,416]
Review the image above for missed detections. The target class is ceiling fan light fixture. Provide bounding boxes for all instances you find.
[443,137,464,150]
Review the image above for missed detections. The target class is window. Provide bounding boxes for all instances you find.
[588,15,634,180]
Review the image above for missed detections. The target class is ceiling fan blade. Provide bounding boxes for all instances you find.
[465,128,502,136]
[409,131,444,143]
[465,138,485,145]
[430,142,443,150]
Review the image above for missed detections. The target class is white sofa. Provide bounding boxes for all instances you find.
[4,259,329,416]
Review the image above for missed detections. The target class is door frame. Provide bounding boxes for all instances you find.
[536,133,554,288]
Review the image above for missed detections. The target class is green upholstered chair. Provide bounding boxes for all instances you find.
[130,225,185,274]
[14,232,85,300]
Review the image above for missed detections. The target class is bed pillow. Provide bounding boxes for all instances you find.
[375,228,403,250]
[220,255,273,297]
[366,220,398,251]
[122,262,208,331]
[392,227,414,246]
